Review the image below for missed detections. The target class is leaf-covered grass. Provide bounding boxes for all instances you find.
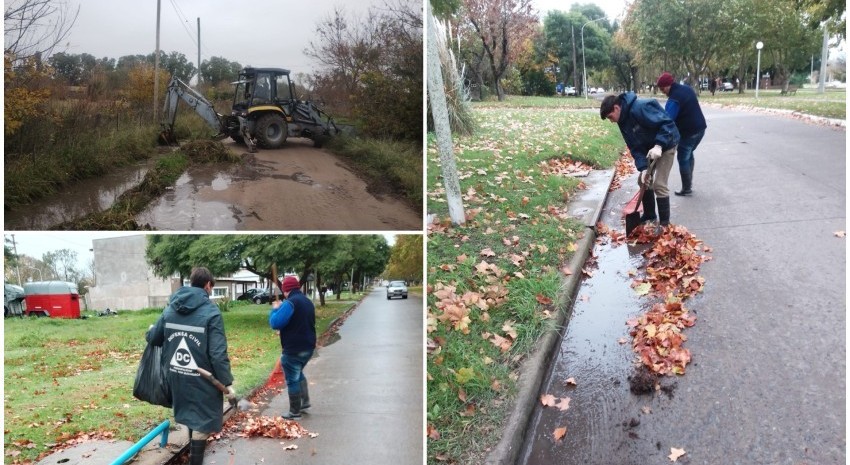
[426,101,623,464]
[3,301,353,464]
[474,94,606,109]
[326,135,423,208]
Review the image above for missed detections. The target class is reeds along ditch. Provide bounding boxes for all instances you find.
[53,141,239,230]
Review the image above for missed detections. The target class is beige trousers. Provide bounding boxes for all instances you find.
[639,147,677,197]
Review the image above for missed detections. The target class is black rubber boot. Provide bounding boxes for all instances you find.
[189,439,206,465]
[675,169,692,196]
[282,394,302,420]
[640,189,657,223]
[299,379,311,411]
[657,196,671,226]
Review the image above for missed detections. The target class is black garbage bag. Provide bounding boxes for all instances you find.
[133,342,172,408]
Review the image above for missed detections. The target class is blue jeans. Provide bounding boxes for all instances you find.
[281,351,313,395]
[677,129,705,174]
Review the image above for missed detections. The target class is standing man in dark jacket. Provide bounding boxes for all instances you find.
[657,72,707,196]
[270,275,316,420]
[601,92,680,226]
[146,267,235,465]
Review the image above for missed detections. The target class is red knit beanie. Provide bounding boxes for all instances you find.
[282,276,300,293]
[657,72,674,88]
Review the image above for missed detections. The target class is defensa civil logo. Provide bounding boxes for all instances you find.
[170,337,199,374]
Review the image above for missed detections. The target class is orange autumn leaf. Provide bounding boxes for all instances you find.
[540,394,557,406]
[668,447,686,462]
[536,294,553,305]
[553,426,567,441]
[555,397,571,411]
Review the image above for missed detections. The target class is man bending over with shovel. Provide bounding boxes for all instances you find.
[270,275,316,420]
[601,92,680,227]
[146,267,237,465]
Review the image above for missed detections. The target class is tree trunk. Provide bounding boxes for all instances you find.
[427,1,466,225]
[316,270,325,306]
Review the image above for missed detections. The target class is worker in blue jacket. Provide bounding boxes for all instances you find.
[657,72,707,196]
[601,92,680,227]
[269,275,316,420]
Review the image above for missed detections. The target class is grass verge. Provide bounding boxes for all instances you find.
[325,135,423,209]
[3,300,355,464]
[426,101,623,464]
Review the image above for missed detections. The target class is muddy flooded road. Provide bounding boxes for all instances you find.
[137,138,422,230]
[4,159,156,230]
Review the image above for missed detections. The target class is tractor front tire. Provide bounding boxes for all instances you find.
[255,114,287,149]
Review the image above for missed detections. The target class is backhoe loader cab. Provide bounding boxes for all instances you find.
[159,67,338,152]
[228,67,338,149]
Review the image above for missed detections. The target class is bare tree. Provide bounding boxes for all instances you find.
[4,0,79,61]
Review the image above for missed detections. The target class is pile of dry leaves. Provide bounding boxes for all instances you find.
[627,301,697,375]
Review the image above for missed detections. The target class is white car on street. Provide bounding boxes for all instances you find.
[386,281,408,300]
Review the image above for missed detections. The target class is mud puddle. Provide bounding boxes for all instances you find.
[518,187,672,465]
[138,140,422,231]
[4,158,157,230]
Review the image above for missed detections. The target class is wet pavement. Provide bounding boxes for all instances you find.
[517,106,845,465]
[204,287,423,464]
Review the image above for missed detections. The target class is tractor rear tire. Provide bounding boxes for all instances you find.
[255,114,287,149]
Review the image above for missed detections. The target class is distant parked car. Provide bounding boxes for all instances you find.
[721,80,734,91]
[236,288,263,301]
[386,281,408,300]
[250,289,274,304]
[565,86,577,96]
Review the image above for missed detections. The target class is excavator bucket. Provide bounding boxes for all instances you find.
[158,127,178,146]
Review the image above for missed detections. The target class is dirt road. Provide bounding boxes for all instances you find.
[136,138,422,231]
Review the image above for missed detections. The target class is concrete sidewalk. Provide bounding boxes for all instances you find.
[204,287,423,464]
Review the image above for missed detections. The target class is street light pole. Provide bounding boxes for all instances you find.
[755,41,764,99]
[582,17,605,99]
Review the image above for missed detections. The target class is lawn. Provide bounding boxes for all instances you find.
[426,101,623,464]
[3,299,355,464]
[668,86,845,120]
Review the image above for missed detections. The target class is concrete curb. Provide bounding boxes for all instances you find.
[484,168,616,465]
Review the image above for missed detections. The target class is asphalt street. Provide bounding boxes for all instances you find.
[518,105,845,465]
[205,288,423,464]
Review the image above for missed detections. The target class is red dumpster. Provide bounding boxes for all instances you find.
[23,281,81,318]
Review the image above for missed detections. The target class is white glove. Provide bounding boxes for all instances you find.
[639,170,651,185]
[648,144,663,161]
[226,385,238,406]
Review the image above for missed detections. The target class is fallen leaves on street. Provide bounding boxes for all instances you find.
[668,447,687,461]
[240,416,311,440]
[628,301,696,375]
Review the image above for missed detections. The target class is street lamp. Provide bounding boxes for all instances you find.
[582,17,605,99]
[755,41,764,99]
[25,266,43,282]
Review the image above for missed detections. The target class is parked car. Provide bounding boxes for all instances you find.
[236,288,263,301]
[386,280,408,300]
[721,80,734,91]
[564,86,577,96]
[250,289,274,304]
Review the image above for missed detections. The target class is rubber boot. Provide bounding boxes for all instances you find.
[675,168,692,196]
[639,189,657,223]
[282,394,302,420]
[189,439,206,465]
[657,196,671,226]
[299,378,311,411]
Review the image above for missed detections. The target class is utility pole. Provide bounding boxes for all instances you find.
[197,17,202,85]
[818,21,828,94]
[11,234,22,286]
[571,25,578,95]
[154,0,162,120]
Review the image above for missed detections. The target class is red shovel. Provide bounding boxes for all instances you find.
[624,160,655,236]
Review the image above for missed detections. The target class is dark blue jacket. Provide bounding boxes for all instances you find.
[147,285,234,433]
[664,83,707,137]
[269,289,316,354]
[616,92,680,171]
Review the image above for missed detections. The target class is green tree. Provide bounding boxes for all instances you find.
[42,249,79,282]
[200,56,243,86]
[384,235,422,284]
[145,235,200,282]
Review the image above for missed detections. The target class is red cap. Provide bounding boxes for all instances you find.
[657,72,674,88]
[282,276,300,293]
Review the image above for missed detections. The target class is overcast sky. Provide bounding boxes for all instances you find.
[533,0,631,21]
[60,0,377,74]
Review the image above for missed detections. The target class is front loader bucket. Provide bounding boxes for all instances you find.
[158,128,178,146]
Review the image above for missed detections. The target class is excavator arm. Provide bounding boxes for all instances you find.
[159,77,228,145]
